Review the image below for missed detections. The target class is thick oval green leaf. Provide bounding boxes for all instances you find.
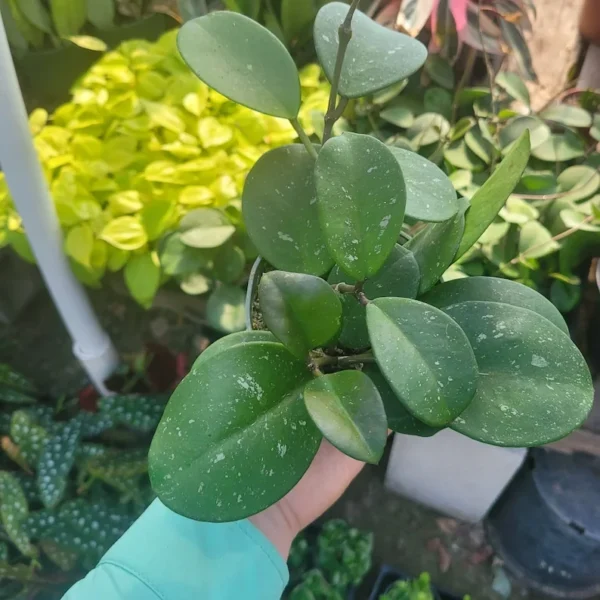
[258,271,342,358]
[499,116,550,153]
[243,145,333,276]
[380,105,414,128]
[314,2,426,98]
[407,113,450,147]
[444,139,486,172]
[179,208,235,249]
[560,209,600,232]
[193,331,277,370]
[328,244,420,350]
[465,127,496,165]
[499,196,539,224]
[364,365,440,437]
[445,302,593,446]
[455,131,530,259]
[406,200,467,294]
[207,284,246,333]
[303,371,387,463]
[531,131,586,162]
[557,165,600,203]
[421,276,568,334]
[150,342,319,521]
[177,12,301,118]
[424,87,453,120]
[389,147,458,222]
[366,298,478,427]
[540,104,592,128]
[424,55,454,90]
[496,72,530,106]
[315,133,406,280]
[518,221,560,259]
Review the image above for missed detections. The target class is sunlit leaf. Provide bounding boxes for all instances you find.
[206,284,246,333]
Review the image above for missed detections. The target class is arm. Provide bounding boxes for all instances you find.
[63,439,364,600]
[63,499,288,600]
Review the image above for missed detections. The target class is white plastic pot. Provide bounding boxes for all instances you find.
[385,429,527,523]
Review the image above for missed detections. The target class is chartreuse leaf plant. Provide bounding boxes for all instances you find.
[149,1,594,523]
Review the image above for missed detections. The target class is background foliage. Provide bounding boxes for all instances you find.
[0,30,340,318]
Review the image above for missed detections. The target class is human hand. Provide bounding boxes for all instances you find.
[249,439,365,559]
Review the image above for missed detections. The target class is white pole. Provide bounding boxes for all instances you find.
[0,14,118,395]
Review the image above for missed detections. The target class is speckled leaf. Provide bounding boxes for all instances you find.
[445,302,593,446]
[421,277,568,334]
[0,472,37,558]
[364,365,441,437]
[207,284,246,333]
[328,244,420,350]
[315,133,406,280]
[177,13,301,118]
[406,200,467,294]
[10,411,49,467]
[86,449,148,493]
[193,331,277,370]
[0,384,37,405]
[40,539,79,571]
[367,298,478,427]
[149,342,320,522]
[389,147,458,223]
[25,498,133,563]
[243,145,333,276]
[37,419,82,508]
[98,394,167,433]
[303,371,387,463]
[259,271,342,358]
[0,364,37,396]
[456,131,530,259]
[79,411,115,438]
[314,2,426,98]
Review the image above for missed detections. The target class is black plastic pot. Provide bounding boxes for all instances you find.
[367,565,463,600]
[486,448,600,599]
[15,14,174,112]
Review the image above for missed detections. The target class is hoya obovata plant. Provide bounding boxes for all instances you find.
[149,2,594,522]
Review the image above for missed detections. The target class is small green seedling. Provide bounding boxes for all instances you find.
[149,1,594,523]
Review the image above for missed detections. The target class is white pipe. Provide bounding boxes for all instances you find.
[0,14,118,395]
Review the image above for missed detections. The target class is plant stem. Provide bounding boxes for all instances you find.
[290,118,318,159]
[322,0,360,143]
[290,119,317,160]
[333,282,358,294]
[312,353,376,368]
[509,214,595,265]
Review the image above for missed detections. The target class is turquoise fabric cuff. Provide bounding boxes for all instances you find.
[63,499,289,600]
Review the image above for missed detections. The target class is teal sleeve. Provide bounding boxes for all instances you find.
[63,499,289,600]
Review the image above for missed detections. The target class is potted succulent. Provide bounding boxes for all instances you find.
[148,2,593,525]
